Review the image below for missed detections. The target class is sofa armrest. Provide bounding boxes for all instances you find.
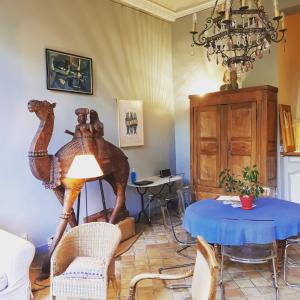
[0,229,35,288]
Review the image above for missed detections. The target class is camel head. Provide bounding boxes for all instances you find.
[90,109,104,137]
[28,100,56,121]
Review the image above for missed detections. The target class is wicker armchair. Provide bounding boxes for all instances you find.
[50,222,121,300]
[127,236,219,300]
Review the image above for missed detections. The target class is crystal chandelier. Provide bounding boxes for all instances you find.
[190,0,287,73]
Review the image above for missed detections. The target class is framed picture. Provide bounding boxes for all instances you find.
[279,104,296,153]
[117,100,144,147]
[45,49,93,94]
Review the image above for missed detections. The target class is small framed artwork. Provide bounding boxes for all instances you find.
[45,49,93,94]
[117,100,144,147]
[279,104,296,153]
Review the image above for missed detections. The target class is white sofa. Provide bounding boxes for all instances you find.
[0,229,35,300]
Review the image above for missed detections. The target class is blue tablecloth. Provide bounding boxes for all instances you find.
[183,198,300,245]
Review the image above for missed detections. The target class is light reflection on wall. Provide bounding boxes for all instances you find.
[278,12,300,119]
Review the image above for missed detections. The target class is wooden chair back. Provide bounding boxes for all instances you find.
[192,236,219,300]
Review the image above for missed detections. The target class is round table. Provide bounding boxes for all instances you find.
[183,198,300,245]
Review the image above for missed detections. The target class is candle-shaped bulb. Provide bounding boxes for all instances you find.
[192,13,197,32]
[225,0,231,20]
[241,0,247,8]
[281,12,286,29]
[218,2,225,13]
[256,0,262,8]
[273,0,280,17]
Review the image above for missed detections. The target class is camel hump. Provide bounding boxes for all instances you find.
[103,139,128,160]
[55,139,84,177]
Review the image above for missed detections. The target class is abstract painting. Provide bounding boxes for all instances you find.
[46,49,93,94]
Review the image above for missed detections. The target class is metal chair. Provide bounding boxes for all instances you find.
[283,236,300,287]
[145,192,178,226]
[164,185,197,258]
[219,219,278,299]
[147,175,183,227]
[158,185,197,289]
[127,236,219,300]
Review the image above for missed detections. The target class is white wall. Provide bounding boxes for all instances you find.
[0,0,175,247]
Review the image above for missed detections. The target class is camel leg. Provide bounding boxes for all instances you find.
[39,187,81,279]
[53,186,77,227]
[109,182,127,224]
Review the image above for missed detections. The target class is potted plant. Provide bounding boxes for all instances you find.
[219,165,264,210]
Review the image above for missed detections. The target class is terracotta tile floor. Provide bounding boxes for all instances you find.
[30,214,300,300]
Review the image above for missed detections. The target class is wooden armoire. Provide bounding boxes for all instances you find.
[189,85,277,199]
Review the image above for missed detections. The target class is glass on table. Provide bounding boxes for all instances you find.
[262,186,278,198]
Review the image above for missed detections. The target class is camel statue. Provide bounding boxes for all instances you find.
[28,100,129,278]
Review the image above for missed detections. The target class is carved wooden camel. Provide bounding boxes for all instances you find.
[28,100,129,278]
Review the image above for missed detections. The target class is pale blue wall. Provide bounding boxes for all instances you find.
[0,0,175,247]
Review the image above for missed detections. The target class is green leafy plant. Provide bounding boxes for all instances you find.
[219,165,264,199]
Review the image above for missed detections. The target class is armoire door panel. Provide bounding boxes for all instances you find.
[200,140,218,153]
[231,141,252,155]
[230,156,252,177]
[199,111,217,137]
[198,154,218,184]
[228,102,257,170]
[230,106,253,138]
[196,106,220,187]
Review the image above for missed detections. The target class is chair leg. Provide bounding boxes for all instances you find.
[283,243,288,284]
[50,290,56,300]
[111,275,120,299]
[176,245,194,260]
[147,197,151,224]
[283,243,300,287]
[272,257,279,300]
[219,251,224,286]
[160,205,168,230]
[219,252,225,300]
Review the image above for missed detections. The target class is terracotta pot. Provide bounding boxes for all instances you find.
[240,195,254,210]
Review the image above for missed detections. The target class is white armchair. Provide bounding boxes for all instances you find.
[0,229,35,300]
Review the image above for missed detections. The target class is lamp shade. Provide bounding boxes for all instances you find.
[66,154,103,179]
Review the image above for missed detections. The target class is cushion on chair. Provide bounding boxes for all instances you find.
[0,273,8,292]
[62,256,105,279]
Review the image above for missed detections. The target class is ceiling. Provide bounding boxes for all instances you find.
[112,0,215,21]
[149,0,211,12]
[112,0,300,22]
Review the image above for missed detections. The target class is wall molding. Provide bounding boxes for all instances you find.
[112,0,177,22]
[112,0,215,22]
[176,1,216,19]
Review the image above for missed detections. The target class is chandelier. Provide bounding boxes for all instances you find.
[190,0,287,73]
